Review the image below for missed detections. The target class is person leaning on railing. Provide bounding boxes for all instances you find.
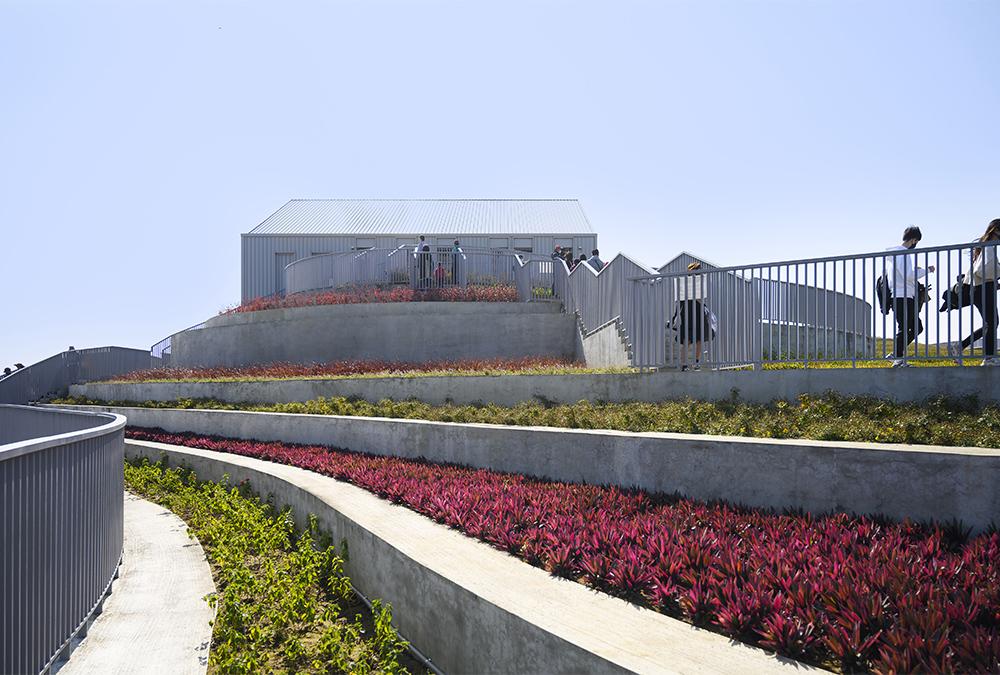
[886,226,935,368]
[957,219,1000,366]
[675,261,713,371]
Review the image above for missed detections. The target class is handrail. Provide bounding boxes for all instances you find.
[1,405,125,674]
[628,239,1000,281]
[0,347,159,405]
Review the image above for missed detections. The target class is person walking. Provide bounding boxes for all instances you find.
[953,219,1000,365]
[587,249,605,272]
[886,226,935,367]
[564,249,577,271]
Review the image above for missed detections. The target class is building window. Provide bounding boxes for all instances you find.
[513,238,533,253]
[354,238,376,250]
[488,238,509,250]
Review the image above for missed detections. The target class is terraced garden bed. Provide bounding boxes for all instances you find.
[101,357,624,384]
[226,285,518,314]
[126,429,1000,673]
[60,393,1000,448]
[125,458,421,674]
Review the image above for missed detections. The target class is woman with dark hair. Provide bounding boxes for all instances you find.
[564,249,577,271]
[954,219,1000,366]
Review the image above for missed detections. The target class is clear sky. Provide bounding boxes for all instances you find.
[2,0,998,368]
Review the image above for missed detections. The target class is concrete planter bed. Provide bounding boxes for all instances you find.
[73,365,1000,407]
[127,428,999,673]
[124,438,799,674]
[123,459,418,673]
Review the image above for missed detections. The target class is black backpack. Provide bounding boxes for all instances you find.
[875,275,893,315]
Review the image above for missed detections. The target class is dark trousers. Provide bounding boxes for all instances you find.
[960,281,998,355]
[893,297,923,357]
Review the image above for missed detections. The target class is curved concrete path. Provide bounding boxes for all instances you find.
[60,493,214,675]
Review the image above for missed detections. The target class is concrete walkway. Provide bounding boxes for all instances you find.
[60,493,215,675]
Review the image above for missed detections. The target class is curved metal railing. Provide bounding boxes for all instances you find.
[1,405,126,674]
[0,347,160,405]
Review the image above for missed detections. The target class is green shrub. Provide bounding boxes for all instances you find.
[65,392,1000,449]
[125,459,415,674]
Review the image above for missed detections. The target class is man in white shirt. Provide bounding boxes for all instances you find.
[886,226,935,367]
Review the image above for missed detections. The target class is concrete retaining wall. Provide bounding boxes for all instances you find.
[125,439,799,674]
[171,302,577,368]
[576,319,631,369]
[75,365,1000,407]
[70,405,1000,533]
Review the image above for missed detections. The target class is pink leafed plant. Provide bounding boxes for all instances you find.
[125,428,1000,673]
[109,356,581,383]
[222,285,519,314]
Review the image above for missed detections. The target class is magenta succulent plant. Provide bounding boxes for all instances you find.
[126,428,1000,673]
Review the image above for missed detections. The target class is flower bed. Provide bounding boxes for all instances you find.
[61,393,1000,449]
[127,428,1000,673]
[225,285,518,314]
[125,458,418,673]
[103,356,597,383]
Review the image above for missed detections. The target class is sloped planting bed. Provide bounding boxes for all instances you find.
[102,356,612,384]
[125,457,421,674]
[126,428,1000,674]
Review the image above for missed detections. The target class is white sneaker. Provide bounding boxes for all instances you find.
[890,359,910,368]
[981,356,1000,367]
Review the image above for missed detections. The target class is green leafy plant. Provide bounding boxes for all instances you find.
[62,392,1000,449]
[124,459,417,674]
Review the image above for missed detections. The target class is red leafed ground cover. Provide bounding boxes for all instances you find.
[126,428,1000,673]
[109,356,579,382]
[225,285,519,314]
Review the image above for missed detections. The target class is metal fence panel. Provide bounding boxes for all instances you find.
[0,348,160,405]
[629,240,1000,369]
[0,405,125,675]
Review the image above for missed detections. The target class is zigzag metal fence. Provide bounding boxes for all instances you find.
[549,240,999,370]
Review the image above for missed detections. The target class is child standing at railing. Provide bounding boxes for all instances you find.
[434,262,448,288]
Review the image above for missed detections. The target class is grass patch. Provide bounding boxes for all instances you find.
[100,357,632,384]
[125,458,420,674]
[62,392,1000,448]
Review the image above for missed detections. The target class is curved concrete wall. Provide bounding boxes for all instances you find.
[124,438,801,674]
[171,302,577,368]
[75,365,1000,407]
[62,405,1000,534]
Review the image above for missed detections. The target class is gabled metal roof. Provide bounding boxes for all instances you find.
[246,199,595,236]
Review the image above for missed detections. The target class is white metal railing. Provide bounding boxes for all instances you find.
[627,240,1000,370]
[0,347,161,405]
[283,247,555,297]
[550,254,659,339]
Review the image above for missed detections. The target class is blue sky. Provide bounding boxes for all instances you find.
[1,0,998,367]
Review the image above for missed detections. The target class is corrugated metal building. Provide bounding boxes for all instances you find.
[242,199,598,302]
